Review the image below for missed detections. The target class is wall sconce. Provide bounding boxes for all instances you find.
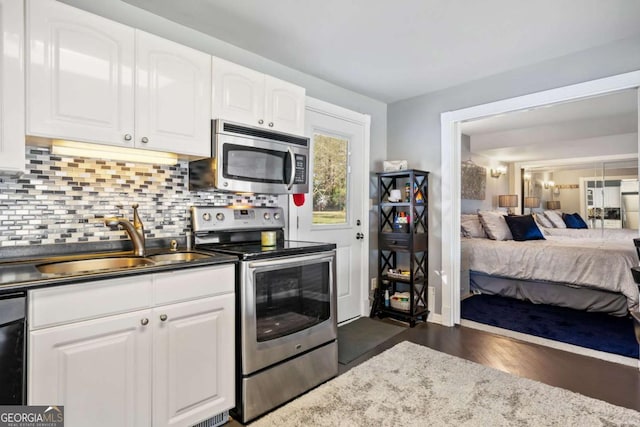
[498,194,518,215]
[524,196,540,214]
[543,180,555,190]
[490,166,507,178]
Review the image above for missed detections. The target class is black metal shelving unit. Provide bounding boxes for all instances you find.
[370,169,429,327]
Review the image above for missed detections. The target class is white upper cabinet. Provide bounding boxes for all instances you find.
[135,31,211,156]
[0,0,25,176]
[264,75,305,135]
[27,0,211,157]
[212,57,305,135]
[212,57,264,127]
[26,0,135,146]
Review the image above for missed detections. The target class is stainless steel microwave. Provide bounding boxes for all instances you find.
[189,120,309,194]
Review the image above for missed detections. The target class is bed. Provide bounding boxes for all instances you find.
[460,216,640,316]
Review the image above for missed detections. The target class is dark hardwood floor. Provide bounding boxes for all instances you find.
[231,320,640,425]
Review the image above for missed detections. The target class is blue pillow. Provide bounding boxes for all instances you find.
[563,212,588,229]
[504,214,546,241]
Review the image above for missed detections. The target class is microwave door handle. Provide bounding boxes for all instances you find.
[287,148,296,190]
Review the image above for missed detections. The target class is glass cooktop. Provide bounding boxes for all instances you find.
[197,240,336,261]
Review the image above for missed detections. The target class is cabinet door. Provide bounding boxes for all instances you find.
[29,310,152,427]
[27,0,135,146]
[264,75,305,135]
[0,0,24,176]
[211,57,264,127]
[153,294,235,427]
[135,31,211,157]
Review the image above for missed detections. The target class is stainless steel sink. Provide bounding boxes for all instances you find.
[146,251,213,263]
[37,257,155,275]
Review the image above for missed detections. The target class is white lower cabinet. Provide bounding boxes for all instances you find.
[28,265,235,427]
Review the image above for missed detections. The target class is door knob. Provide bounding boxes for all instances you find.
[160,314,168,322]
[356,232,364,240]
[258,119,264,125]
[124,134,132,141]
[140,318,149,326]
[141,137,149,143]
[268,122,274,127]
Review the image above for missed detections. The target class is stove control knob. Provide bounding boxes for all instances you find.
[202,212,211,221]
[274,212,281,220]
[263,212,270,220]
[216,212,225,221]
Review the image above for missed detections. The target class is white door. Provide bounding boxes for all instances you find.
[152,294,235,427]
[135,31,211,156]
[291,99,370,323]
[27,0,135,146]
[28,310,152,427]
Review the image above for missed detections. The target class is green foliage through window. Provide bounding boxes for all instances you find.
[312,134,348,224]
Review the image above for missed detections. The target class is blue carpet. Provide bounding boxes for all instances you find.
[461,294,639,358]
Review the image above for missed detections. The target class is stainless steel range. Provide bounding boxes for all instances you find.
[191,206,338,423]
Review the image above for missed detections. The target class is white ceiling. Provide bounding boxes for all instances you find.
[461,89,639,166]
[121,0,640,103]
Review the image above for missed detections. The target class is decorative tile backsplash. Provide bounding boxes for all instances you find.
[0,146,278,247]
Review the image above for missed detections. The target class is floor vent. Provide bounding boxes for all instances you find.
[192,411,229,427]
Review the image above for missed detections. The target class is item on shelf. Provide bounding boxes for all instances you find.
[414,183,424,204]
[390,292,410,311]
[393,212,409,233]
[384,289,390,307]
[388,189,402,202]
[387,268,410,279]
[405,183,411,202]
[383,160,408,172]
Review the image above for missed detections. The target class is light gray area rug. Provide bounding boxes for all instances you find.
[252,341,640,426]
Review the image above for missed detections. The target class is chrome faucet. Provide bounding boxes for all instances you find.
[105,204,146,256]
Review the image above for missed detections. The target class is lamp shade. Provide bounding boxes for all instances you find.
[524,196,540,209]
[546,200,561,210]
[498,195,518,208]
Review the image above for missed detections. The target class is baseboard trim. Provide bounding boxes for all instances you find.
[461,319,639,368]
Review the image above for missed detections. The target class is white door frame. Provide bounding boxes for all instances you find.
[290,96,372,318]
[440,70,640,327]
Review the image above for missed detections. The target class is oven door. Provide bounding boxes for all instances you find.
[240,251,337,374]
[216,135,308,194]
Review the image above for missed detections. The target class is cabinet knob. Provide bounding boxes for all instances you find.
[268,122,274,127]
[141,137,149,143]
[160,314,168,322]
[258,119,264,125]
[124,134,132,141]
[140,318,149,326]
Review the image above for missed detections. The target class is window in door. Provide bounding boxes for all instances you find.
[312,133,349,225]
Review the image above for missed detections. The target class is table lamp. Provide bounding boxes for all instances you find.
[498,194,518,215]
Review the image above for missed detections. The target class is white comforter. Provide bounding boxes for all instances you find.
[461,235,639,311]
[541,227,639,241]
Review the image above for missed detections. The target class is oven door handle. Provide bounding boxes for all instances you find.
[248,251,335,269]
[286,147,296,190]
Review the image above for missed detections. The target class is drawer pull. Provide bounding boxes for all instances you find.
[141,318,149,326]
[160,314,168,322]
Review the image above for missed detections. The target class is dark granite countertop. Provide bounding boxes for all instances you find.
[0,238,238,294]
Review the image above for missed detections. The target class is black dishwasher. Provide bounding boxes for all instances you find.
[0,292,26,404]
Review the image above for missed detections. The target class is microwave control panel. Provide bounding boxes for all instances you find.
[294,155,306,184]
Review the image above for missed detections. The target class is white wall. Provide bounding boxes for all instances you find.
[388,34,640,315]
[460,134,509,213]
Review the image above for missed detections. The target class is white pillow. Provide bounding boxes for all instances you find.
[461,214,486,238]
[544,210,566,228]
[533,212,553,228]
[478,211,513,240]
